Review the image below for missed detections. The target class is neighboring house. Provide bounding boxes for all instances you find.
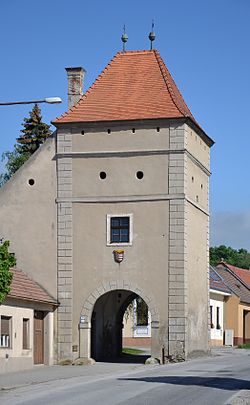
[0,48,214,364]
[123,299,151,347]
[209,266,231,346]
[216,262,250,345]
[0,268,58,373]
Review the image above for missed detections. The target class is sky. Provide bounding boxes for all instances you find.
[0,0,249,249]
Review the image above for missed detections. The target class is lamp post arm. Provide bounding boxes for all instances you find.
[0,100,45,106]
[0,97,62,106]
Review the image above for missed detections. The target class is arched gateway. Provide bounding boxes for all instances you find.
[79,282,159,361]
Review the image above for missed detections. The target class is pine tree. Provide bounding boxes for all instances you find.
[17,104,52,153]
[0,104,52,185]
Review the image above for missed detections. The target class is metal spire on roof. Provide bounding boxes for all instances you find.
[148,20,156,50]
[121,25,128,52]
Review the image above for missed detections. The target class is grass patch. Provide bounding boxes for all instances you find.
[238,343,250,349]
[122,347,145,355]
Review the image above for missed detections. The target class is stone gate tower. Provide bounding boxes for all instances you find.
[53,49,214,362]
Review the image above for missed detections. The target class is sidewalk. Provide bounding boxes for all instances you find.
[0,361,153,391]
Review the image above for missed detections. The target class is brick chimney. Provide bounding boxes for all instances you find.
[65,67,85,109]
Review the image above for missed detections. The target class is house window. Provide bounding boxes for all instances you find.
[23,318,30,350]
[210,305,213,328]
[216,307,221,329]
[136,298,148,326]
[111,217,129,243]
[0,316,11,348]
[107,214,133,245]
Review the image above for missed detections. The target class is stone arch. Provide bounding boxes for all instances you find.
[80,279,159,326]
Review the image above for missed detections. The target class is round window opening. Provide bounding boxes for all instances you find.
[28,178,35,186]
[136,171,144,179]
[99,171,107,180]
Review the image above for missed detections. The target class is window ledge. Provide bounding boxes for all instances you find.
[107,242,132,247]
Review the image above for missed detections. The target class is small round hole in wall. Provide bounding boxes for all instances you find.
[136,171,144,179]
[201,184,203,189]
[196,195,199,202]
[99,171,107,180]
[28,179,35,186]
[81,130,85,135]
[192,176,194,183]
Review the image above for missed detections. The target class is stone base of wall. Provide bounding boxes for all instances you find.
[123,337,151,347]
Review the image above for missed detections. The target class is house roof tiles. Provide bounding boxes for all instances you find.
[209,266,231,294]
[217,262,250,289]
[53,50,213,145]
[216,265,250,304]
[7,268,58,305]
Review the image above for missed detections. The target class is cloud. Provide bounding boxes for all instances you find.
[210,211,250,250]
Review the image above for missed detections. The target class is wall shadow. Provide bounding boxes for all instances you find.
[119,376,250,391]
[98,353,150,364]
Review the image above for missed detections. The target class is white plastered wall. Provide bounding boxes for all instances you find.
[0,304,33,373]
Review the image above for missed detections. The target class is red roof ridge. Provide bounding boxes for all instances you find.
[217,261,250,290]
[116,50,154,55]
[218,261,249,273]
[153,50,194,120]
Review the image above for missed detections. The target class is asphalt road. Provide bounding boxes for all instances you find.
[1,348,250,405]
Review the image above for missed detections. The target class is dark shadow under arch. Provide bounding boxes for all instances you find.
[90,289,150,362]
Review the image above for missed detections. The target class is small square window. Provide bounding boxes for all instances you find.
[0,316,11,348]
[107,214,133,246]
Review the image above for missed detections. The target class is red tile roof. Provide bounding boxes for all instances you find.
[53,50,211,143]
[216,265,250,304]
[217,262,250,289]
[7,268,58,305]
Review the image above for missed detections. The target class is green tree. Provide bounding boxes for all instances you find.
[0,104,51,185]
[0,240,16,303]
[210,245,250,269]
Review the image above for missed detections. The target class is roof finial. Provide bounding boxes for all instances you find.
[121,25,128,52]
[148,20,156,50]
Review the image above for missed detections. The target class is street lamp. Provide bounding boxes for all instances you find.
[0,97,62,106]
